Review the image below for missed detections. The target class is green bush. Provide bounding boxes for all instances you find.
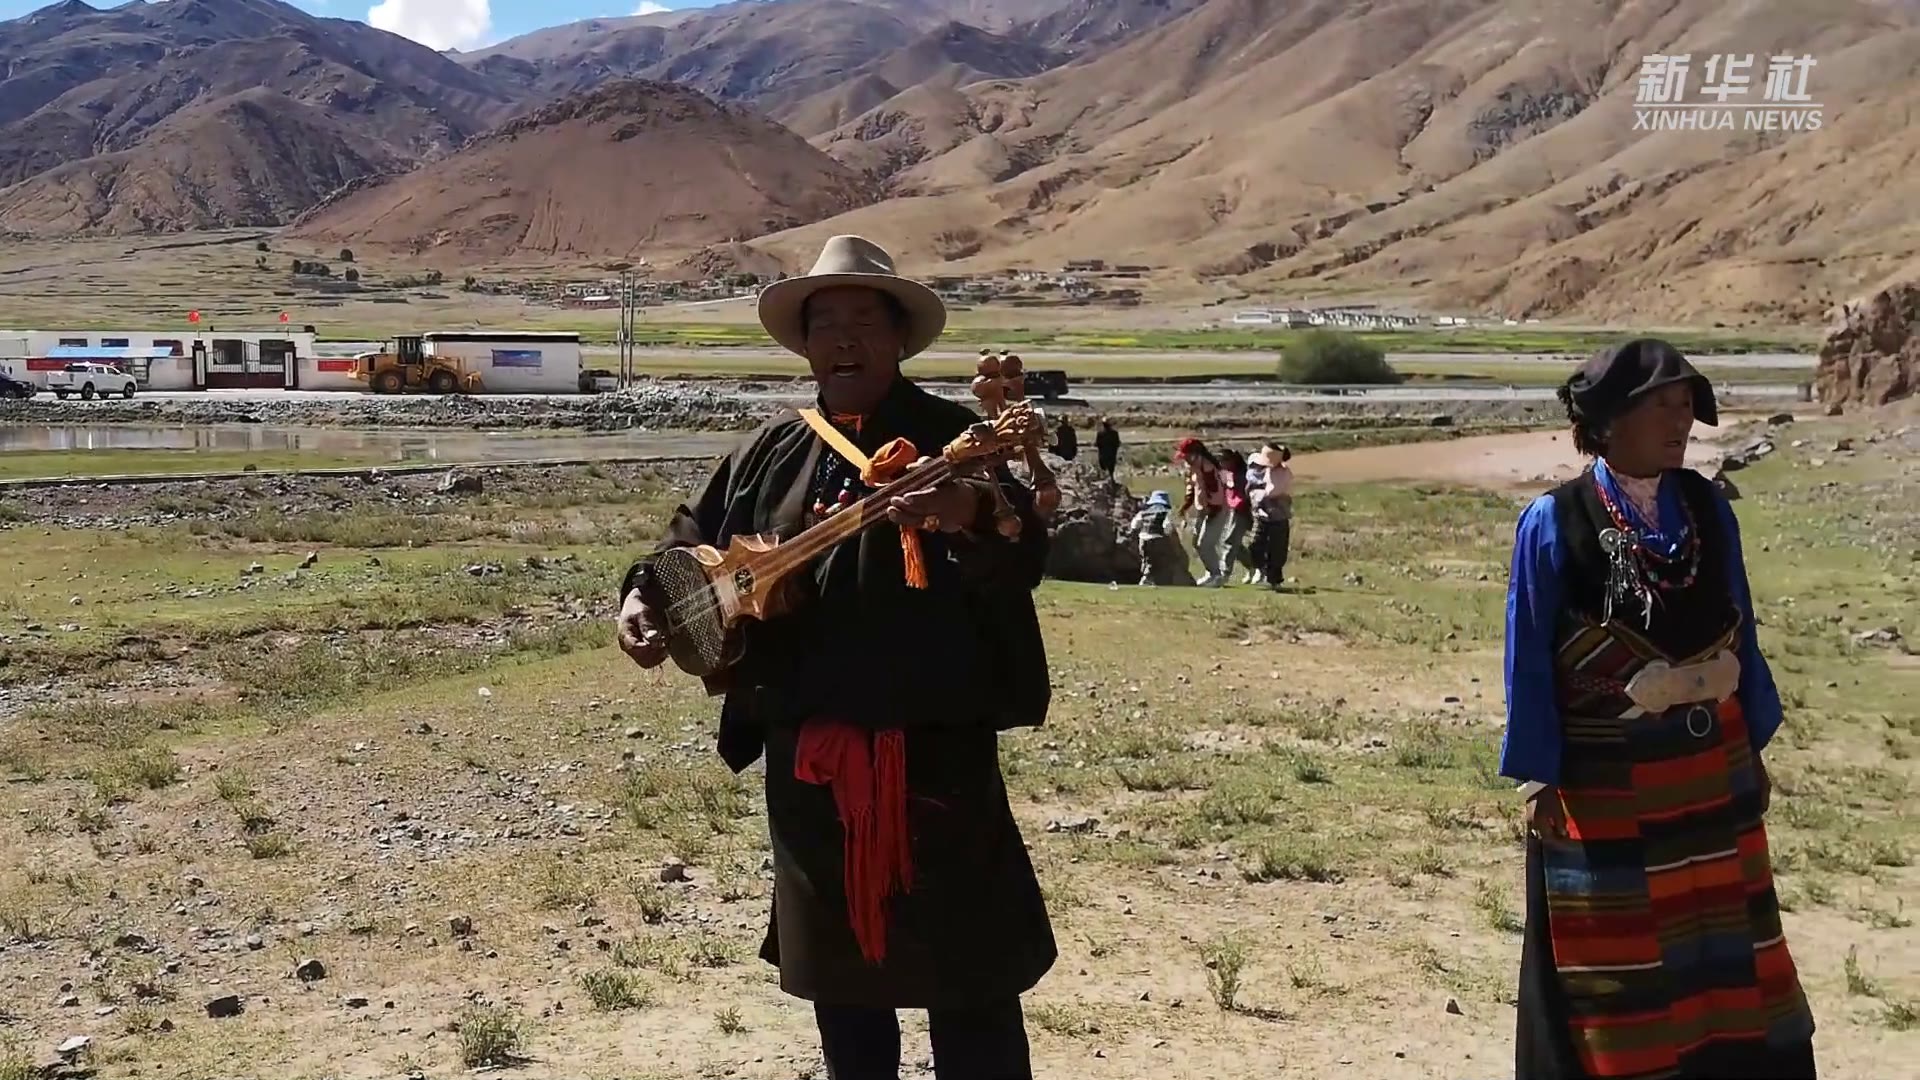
[1278,330,1401,384]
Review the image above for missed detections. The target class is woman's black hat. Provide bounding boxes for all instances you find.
[1561,337,1718,428]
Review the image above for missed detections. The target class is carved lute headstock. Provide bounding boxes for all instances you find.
[972,349,1062,523]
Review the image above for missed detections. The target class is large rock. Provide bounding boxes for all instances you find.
[1041,458,1139,582]
[1140,532,1197,586]
[1815,284,1919,413]
[1027,456,1197,584]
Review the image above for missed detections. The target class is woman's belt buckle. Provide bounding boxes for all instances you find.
[1625,651,1741,714]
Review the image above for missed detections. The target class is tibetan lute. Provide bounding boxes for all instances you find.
[647,389,1048,678]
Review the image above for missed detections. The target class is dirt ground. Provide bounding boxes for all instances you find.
[1,413,1915,1079]
[1290,427,1741,489]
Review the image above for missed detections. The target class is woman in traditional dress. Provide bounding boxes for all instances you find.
[1501,338,1817,1080]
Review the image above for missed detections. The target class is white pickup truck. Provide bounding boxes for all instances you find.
[47,362,138,400]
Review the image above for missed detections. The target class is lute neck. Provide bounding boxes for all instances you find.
[755,455,960,584]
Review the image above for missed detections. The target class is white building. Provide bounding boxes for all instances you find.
[0,327,320,390]
[420,332,582,394]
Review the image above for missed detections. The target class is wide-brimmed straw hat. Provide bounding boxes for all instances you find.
[756,235,947,361]
[1253,444,1288,468]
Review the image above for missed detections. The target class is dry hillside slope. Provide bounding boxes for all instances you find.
[286,79,879,261]
[777,21,1064,139]
[0,89,409,236]
[755,0,1920,324]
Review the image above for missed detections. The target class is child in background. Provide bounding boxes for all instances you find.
[1126,490,1175,586]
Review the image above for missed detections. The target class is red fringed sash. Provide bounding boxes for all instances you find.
[794,721,913,965]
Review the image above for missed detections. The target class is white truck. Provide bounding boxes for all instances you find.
[47,362,138,400]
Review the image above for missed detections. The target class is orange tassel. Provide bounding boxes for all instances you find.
[901,527,928,589]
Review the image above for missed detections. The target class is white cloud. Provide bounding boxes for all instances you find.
[634,1,669,13]
[367,0,491,51]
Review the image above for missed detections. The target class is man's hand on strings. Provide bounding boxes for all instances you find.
[887,465,982,533]
[617,589,668,669]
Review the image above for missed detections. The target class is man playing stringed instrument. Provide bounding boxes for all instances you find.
[616,235,1056,1078]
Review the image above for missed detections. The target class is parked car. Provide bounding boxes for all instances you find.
[0,372,35,399]
[1025,369,1070,401]
[47,362,137,400]
[577,367,618,394]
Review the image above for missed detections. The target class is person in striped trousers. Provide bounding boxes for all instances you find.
[1500,339,1816,1080]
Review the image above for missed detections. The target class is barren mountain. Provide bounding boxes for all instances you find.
[778,21,1064,139]
[464,0,944,110]
[286,80,878,261]
[459,0,1159,116]
[0,0,517,235]
[749,0,1920,324]
[0,89,408,236]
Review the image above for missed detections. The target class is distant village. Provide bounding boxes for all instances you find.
[475,258,1527,330]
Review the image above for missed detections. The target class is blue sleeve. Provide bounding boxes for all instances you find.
[1501,495,1565,786]
[1717,494,1784,753]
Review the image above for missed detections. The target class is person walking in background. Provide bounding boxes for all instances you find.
[1095,418,1121,481]
[1217,448,1254,584]
[1250,444,1293,588]
[1051,416,1078,461]
[1174,437,1227,586]
[1502,339,1814,1079]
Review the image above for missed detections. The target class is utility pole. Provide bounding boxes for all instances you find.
[617,271,634,389]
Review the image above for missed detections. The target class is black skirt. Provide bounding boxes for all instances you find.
[1516,837,1819,1080]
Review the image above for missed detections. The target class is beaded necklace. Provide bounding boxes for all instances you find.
[1592,468,1701,628]
[805,413,868,525]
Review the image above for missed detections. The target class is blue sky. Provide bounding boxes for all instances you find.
[1,0,725,50]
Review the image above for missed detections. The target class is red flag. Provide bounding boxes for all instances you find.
[187,310,201,324]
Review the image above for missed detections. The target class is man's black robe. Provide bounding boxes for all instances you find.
[622,376,1058,1009]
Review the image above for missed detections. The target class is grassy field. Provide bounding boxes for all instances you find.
[0,232,1821,355]
[606,352,1809,384]
[606,325,1813,356]
[0,421,1913,1078]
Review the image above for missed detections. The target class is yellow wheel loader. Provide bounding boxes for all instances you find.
[353,335,484,394]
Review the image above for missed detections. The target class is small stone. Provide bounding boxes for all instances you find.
[245,934,264,950]
[1446,997,1463,1015]
[449,914,474,937]
[57,1035,91,1057]
[300,552,319,569]
[660,859,690,883]
[57,994,80,1007]
[295,958,327,982]
[344,995,370,1009]
[205,994,244,1019]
